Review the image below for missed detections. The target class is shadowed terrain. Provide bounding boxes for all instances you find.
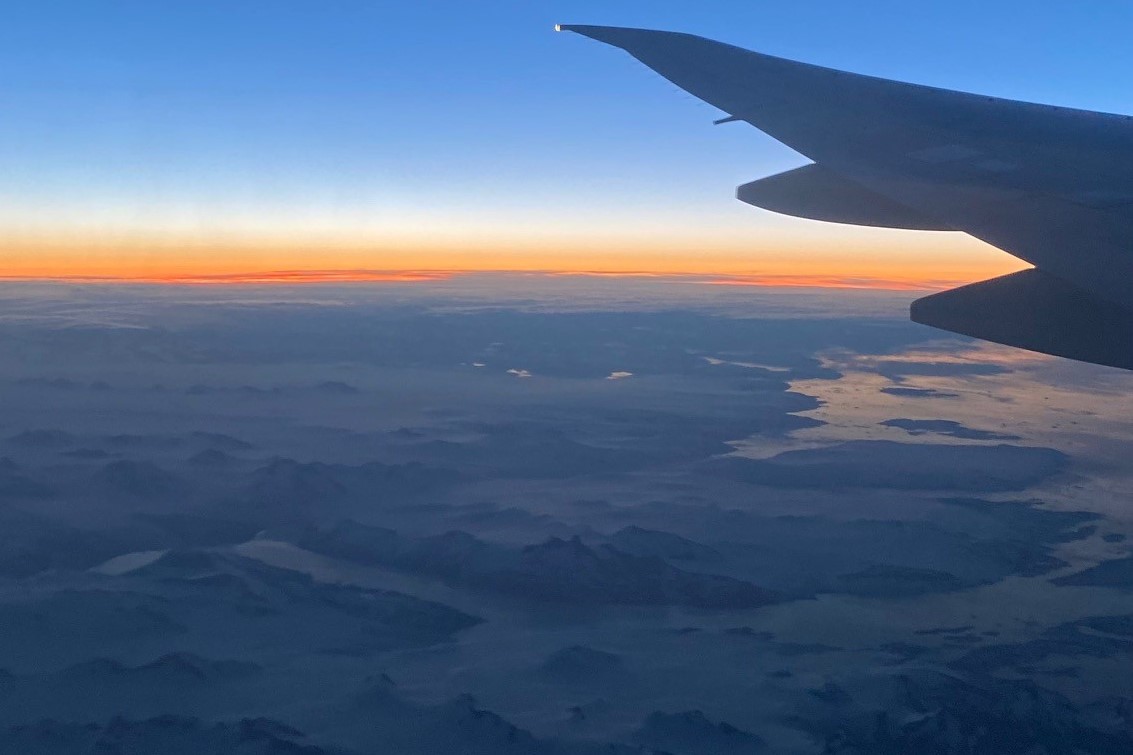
[0,277,1129,753]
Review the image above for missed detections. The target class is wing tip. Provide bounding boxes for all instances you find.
[552,24,675,46]
[555,24,606,37]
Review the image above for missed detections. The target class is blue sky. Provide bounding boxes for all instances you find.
[0,1,1130,278]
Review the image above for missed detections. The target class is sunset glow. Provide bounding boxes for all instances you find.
[0,225,1025,290]
[0,3,1096,291]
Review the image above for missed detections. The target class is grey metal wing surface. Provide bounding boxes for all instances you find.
[559,24,1133,370]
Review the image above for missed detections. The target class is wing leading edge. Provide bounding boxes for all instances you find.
[559,24,1133,370]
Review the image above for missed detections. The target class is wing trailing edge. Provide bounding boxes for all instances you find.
[561,23,1133,370]
[912,269,1133,370]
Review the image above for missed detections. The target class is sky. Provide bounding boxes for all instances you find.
[0,1,1130,285]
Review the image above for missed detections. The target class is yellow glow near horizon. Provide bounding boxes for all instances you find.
[0,224,1026,289]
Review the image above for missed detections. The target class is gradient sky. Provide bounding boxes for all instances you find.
[1,1,1130,284]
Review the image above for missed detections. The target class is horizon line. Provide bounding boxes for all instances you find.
[0,268,979,291]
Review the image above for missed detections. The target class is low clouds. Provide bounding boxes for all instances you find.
[717,440,1066,491]
[0,279,1128,753]
[880,418,1020,440]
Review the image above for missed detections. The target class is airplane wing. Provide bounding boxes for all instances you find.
[558,24,1133,370]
